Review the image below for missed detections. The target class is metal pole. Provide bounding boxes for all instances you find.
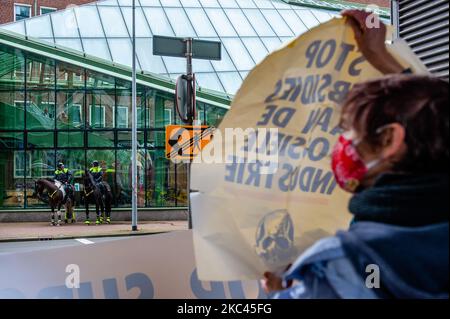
[131,0,138,231]
[186,38,193,229]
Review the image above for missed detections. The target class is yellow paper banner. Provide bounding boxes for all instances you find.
[191,17,428,281]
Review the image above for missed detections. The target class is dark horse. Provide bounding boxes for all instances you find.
[34,179,75,226]
[83,170,113,225]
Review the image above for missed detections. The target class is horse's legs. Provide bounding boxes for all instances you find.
[99,199,105,223]
[85,197,90,224]
[106,194,112,223]
[51,205,56,226]
[66,201,75,223]
[95,201,100,224]
[56,203,62,226]
[64,201,69,223]
[71,200,76,223]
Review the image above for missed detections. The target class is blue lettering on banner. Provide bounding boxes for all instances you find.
[1,270,264,299]
[37,285,74,299]
[0,288,26,299]
[103,278,119,299]
[78,282,94,299]
[125,273,154,299]
[190,269,267,299]
[190,269,227,299]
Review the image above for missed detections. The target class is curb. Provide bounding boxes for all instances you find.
[0,230,169,243]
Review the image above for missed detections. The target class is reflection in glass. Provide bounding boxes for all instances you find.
[86,70,115,90]
[205,105,227,126]
[117,131,145,148]
[146,150,176,207]
[116,88,146,129]
[88,130,114,147]
[0,150,25,208]
[26,54,55,90]
[0,91,25,130]
[86,91,115,128]
[115,149,146,207]
[57,91,85,129]
[0,132,23,149]
[0,44,26,91]
[57,62,85,90]
[58,131,84,148]
[0,42,231,210]
[26,91,55,130]
[26,150,55,207]
[28,131,54,148]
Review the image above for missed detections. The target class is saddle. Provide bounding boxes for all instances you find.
[53,181,66,199]
[54,181,74,204]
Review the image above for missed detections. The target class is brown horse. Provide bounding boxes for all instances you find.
[34,179,75,226]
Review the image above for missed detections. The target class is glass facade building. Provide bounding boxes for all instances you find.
[0,0,389,211]
[0,39,228,210]
[0,0,356,95]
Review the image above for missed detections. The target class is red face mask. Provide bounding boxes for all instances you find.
[331,134,379,193]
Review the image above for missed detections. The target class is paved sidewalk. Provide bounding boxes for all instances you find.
[0,220,188,242]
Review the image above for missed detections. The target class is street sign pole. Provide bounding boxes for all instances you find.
[185,38,193,229]
[152,35,221,231]
[131,0,138,231]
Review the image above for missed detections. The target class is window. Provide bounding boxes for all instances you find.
[14,4,31,21]
[71,104,82,126]
[117,106,129,128]
[40,101,55,119]
[90,105,106,128]
[164,108,172,126]
[14,152,31,178]
[40,7,57,15]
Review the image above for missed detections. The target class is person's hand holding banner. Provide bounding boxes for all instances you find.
[190,14,428,281]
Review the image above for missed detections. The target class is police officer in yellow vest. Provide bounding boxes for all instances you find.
[89,160,110,224]
[54,162,74,203]
[89,160,104,190]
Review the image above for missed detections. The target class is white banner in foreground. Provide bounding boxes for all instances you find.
[0,231,265,299]
[191,17,428,281]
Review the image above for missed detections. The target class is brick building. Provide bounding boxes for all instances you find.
[345,0,390,7]
[0,0,94,24]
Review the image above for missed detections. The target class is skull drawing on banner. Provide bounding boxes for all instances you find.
[255,209,296,266]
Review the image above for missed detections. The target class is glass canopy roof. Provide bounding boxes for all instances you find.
[0,0,339,95]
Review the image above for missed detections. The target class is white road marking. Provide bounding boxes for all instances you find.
[75,238,94,245]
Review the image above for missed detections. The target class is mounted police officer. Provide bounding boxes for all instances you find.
[89,160,104,193]
[54,162,74,203]
[89,160,109,224]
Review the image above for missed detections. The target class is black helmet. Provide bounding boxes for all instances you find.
[92,160,99,167]
[57,162,64,169]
